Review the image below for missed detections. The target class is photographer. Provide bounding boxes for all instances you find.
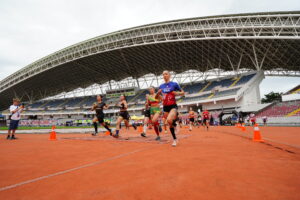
[7,98,24,140]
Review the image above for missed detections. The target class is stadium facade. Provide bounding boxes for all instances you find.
[0,11,300,125]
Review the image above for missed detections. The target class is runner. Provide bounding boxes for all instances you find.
[178,112,183,128]
[250,113,256,126]
[188,107,195,131]
[141,94,151,137]
[91,95,112,136]
[113,95,130,138]
[157,70,185,146]
[202,109,210,130]
[197,112,202,128]
[146,86,163,140]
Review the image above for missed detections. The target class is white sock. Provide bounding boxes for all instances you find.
[143,124,147,133]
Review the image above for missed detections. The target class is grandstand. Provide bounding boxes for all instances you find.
[0,11,300,126]
[1,72,262,121]
[256,100,300,117]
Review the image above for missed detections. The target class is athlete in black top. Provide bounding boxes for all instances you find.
[113,95,131,138]
[91,95,112,136]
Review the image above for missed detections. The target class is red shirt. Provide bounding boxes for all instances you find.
[203,111,210,119]
[159,81,181,106]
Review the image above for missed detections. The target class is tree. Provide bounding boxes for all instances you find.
[261,92,282,103]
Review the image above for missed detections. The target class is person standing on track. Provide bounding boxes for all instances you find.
[7,98,24,140]
[188,107,195,131]
[113,95,130,138]
[142,86,163,141]
[262,115,268,126]
[91,95,112,136]
[202,109,210,130]
[141,94,151,137]
[157,70,185,147]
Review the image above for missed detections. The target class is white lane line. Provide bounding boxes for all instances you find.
[0,147,150,192]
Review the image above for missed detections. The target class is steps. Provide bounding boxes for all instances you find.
[207,93,215,99]
[286,108,300,117]
[229,77,241,88]
[128,90,144,103]
[38,101,50,109]
[76,97,89,107]
[292,88,300,94]
[199,82,211,93]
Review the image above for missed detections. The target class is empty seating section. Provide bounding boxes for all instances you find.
[286,85,300,95]
[82,96,96,106]
[43,99,66,108]
[213,88,240,98]
[257,100,300,117]
[235,74,256,86]
[182,93,211,103]
[203,78,235,92]
[65,97,85,107]
[28,101,44,108]
[182,88,240,103]
[25,73,255,111]
[184,82,206,94]
[130,90,148,103]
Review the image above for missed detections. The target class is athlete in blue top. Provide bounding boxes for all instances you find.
[157,70,185,146]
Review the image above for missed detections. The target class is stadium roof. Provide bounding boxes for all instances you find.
[1,11,300,109]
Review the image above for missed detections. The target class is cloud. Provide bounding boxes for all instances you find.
[0,0,299,94]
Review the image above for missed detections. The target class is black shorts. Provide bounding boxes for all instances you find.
[119,111,130,120]
[96,114,104,123]
[163,104,178,113]
[203,118,209,123]
[144,109,150,118]
[189,118,195,123]
[9,120,20,130]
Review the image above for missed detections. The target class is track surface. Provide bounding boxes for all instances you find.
[0,126,299,200]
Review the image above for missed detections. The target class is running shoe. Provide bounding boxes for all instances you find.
[6,135,10,140]
[172,140,177,147]
[141,133,146,137]
[132,124,137,130]
[155,136,161,141]
[113,134,119,138]
[158,125,162,133]
[11,135,17,140]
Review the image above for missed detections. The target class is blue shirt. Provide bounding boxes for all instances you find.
[159,81,181,106]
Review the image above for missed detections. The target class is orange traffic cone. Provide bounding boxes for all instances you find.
[253,124,263,142]
[138,125,143,133]
[241,123,246,132]
[105,130,110,136]
[49,125,57,140]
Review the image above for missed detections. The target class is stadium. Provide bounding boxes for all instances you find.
[0,11,299,126]
[0,11,300,200]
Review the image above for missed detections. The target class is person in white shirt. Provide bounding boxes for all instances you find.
[7,98,24,140]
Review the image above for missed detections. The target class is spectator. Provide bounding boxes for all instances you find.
[7,98,24,140]
[262,116,268,126]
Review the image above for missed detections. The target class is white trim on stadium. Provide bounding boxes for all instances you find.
[0,11,300,109]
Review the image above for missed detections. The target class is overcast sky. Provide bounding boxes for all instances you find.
[0,0,299,97]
